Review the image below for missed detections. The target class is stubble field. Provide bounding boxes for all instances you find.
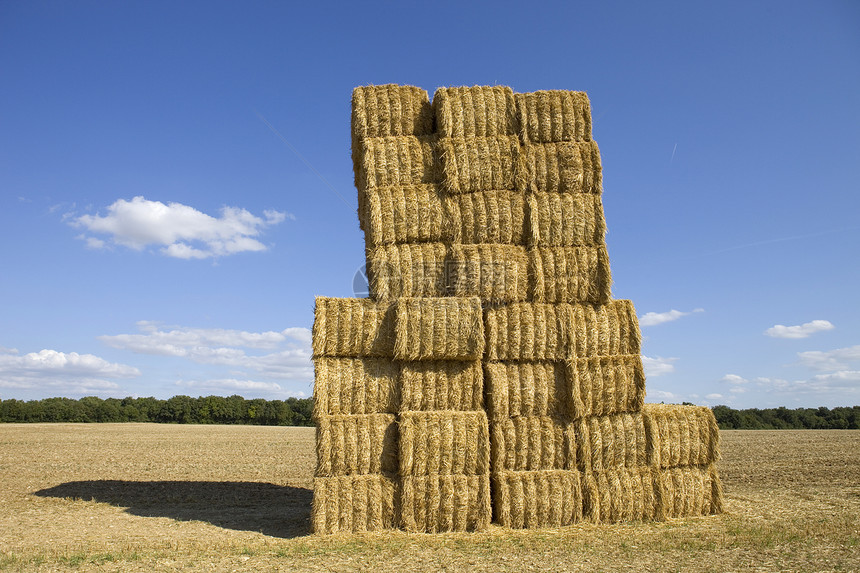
[0,424,858,572]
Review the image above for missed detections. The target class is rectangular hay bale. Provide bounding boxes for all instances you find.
[400,474,491,532]
[515,141,602,194]
[484,361,567,419]
[313,357,399,417]
[449,244,529,303]
[315,414,398,477]
[398,410,490,476]
[312,473,398,534]
[528,246,612,304]
[490,416,574,472]
[568,300,642,358]
[360,184,447,246]
[356,135,439,192]
[567,355,646,419]
[400,360,483,411]
[516,90,593,143]
[439,136,520,193]
[312,297,395,358]
[659,464,723,518]
[394,297,484,361]
[444,190,526,244]
[582,466,663,523]
[433,85,517,137]
[643,404,721,468]
[573,413,648,473]
[367,242,448,300]
[352,84,433,140]
[526,192,606,247]
[492,469,584,528]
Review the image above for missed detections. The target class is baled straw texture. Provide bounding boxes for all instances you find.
[528,246,612,304]
[659,464,722,518]
[394,296,484,361]
[400,474,491,532]
[351,84,433,140]
[516,90,592,143]
[484,361,567,420]
[398,410,490,476]
[567,355,646,419]
[356,135,439,193]
[434,86,517,137]
[312,297,395,358]
[448,244,529,303]
[362,184,446,246]
[439,136,520,193]
[315,413,397,477]
[492,469,584,529]
[367,242,448,300]
[526,192,606,247]
[313,357,398,418]
[573,413,647,473]
[312,473,398,534]
[444,190,526,244]
[582,466,662,523]
[642,404,721,468]
[515,141,602,194]
[568,300,642,358]
[400,360,483,412]
[490,416,573,472]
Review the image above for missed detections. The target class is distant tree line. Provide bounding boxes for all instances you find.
[1,397,858,428]
[0,395,313,426]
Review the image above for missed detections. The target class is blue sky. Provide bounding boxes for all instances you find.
[1,1,858,407]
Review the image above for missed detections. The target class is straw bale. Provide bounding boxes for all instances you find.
[583,466,662,523]
[394,296,484,361]
[444,190,526,244]
[642,404,721,468]
[490,416,573,472]
[313,357,399,418]
[484,361,567,419]
[516,90,593,143]
[312,297,395,358]
[449,244,529,302]
[438,136,520,193]
[528,246,612,304]
[526,192,606,247]
[567,355,646,419]
[492,470,584,528]
[398,410,490,476]
[433,86,517,137]
[356,135,439,193]
[361,184,446,246]
[659,464,721,518]
[400,474,491,532]
[573,413,647,473]
[367,243,448,300]
[315,414,397,477]
[515,141,602,194]
[483,302,570,361]
[312,473,399,534]
[568,300,642,358]
[400,360,483,412]
[352,85,433,140]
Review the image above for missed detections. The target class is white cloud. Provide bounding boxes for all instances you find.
[721,374,748,384]
[798,345,860,371]
[729,386,747,394]
[72,196,287,259]
[0,348,139,394]
[639,308,704,327]
[647,389,678,401]
[765,320,834,339]
[641,355,677,377]
[705,393,723,400]
[176,379,284,394]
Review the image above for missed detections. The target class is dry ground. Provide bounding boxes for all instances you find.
[0,424,858,572]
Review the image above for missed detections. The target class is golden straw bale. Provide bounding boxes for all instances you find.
[312,473,399,534]
[490,416,573,472]
[483,302,571,361]
[398,410,490,476]
[642,404,721,468]
[400,474,491,532]
[400,360,483,412]
[484,361,567,419]
[438,136,520,193]
[528,246,612,304]
[366,243,448,300]
[659,464,722,518]
[315,414,397,477]
[515,141,602,194]
[492,469,584,528]
[444,190,526,244]
[448,244,529,303]
[526,192,606,247]
[356,135,439,192]
[361,184,446,246]
[313,357,399,418]
[352,84,433,140]
[433,85,517,137]
[568,300,642,358]
[394,297,484,361]
[583,466,662,523]
[312,297,395,358]
[516,90,593,143]
[567,355,646,419]
[573,413,647,473]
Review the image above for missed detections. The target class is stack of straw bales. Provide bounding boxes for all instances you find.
[311,84,722,533]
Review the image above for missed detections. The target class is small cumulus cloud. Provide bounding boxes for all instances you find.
[721,374,748,384]
[798,345,860,371]
[639,308,703,327]
[176,379,284,394]
[647,389,678,401]
[71,196,287,259]
[0,348,139,394]
[765,320,834,339]
[705,393,723,400]
[641,355,677,377]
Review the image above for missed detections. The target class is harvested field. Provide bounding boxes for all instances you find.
[1,424,858,572]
